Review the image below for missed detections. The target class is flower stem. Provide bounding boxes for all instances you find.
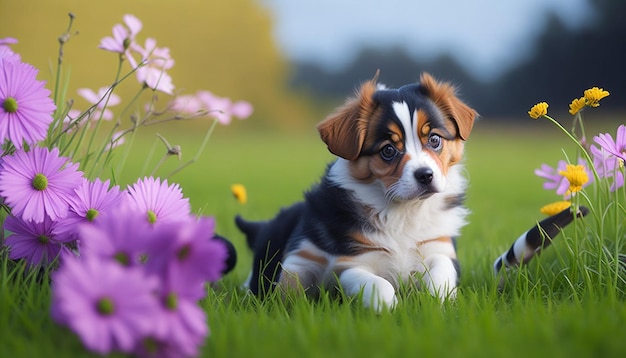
[166,118,218,178]
[543,114,600,183]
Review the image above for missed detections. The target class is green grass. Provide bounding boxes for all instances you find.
[2,120,625,357]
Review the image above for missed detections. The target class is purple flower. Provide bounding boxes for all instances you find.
[0,147,84,223]
[0,58,56,149]
[535,158,593,197]
[0,37,20,62]
[591,143,625,192]
[54,178,125,243]
[126,177,191,225]
[51,254,161,355]
[147,278,209,358]
[593,124,626,163]
[99,14,143,54]
[145,217,227,300]
[3,214,72,268]
[77,201,153,266]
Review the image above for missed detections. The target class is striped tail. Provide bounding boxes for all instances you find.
[493,206,589,275]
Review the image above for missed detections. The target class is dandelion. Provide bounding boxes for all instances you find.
[568,97,586,115]
[3,214,72,268]
[54,178,125,242]
[51,255,161,355]
[0,58,56,149]
[540,201,572,216]
[126,176,191,224]
[583,86,610,107]
[559,164,589,195]
[528,102,548,119]
[231,183,247,204]
[0,147,84,223]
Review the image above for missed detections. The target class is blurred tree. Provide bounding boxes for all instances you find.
[0,0,315,131]
[289,0,626,122]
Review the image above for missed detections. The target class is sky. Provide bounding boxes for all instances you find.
[260,0,596,81]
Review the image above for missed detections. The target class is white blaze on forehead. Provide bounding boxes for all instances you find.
[391,101,445,192]
[391,101,420,156]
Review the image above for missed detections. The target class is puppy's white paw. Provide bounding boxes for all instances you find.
[339,267,397,312]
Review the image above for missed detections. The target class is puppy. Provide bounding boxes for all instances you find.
[236,72,476,311]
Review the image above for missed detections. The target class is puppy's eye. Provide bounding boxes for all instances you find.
[428,133,442,150]
[380,144,398,161]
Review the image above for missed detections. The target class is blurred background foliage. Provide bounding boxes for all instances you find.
[1,0,624,130]
[0,0,318,133]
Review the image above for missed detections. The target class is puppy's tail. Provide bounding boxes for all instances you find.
[213,234,237,275]
[493,205,589,275]
[235,215,265,249]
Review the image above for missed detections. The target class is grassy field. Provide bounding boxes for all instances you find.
[2,119,625,357]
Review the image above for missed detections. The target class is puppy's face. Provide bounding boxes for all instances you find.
[317,73,476,201]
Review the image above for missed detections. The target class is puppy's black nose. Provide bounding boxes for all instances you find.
[414,167,433,185]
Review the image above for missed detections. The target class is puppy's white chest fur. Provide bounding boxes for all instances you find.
[293,160,469,289]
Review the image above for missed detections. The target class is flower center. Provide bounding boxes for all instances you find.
[114,252,130,266]
[147,210,157,224]
[96,297,115,316]
[86,208,99,222]
[32,173,48,191]
[2,97,18,113]
[38,235,49,244]
[165,292,178,310]
[176,244,191,261]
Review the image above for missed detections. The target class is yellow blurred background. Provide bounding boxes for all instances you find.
[0,0,318,132]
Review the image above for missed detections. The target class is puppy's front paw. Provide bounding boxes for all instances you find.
[339,267,397,312]
[362,282,397,312]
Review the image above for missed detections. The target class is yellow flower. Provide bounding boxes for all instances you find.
[568,97,585,115]
[583,87,609,107]
[540,201,572,216]
[559,164,589,194]
[231,183,247,204]
[528,102,548,119]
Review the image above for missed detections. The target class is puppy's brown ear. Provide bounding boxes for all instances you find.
[420,72,476,140]
[317,78,378,160]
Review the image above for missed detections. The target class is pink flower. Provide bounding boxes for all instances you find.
[197,91,254,124]
[0,58,56,148]
[591,143,625,192]
[535,158,593,197]
[593,124,626,163]
[99,14,142,54]
[128,38,175,95]
[0,147,84,223]
[76,87,121,120]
